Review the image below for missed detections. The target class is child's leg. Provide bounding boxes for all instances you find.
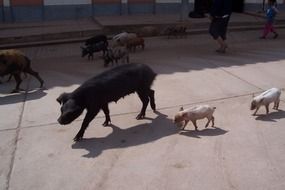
[261,23,271,38]
[269,23,278,38]
[268,23,275,32]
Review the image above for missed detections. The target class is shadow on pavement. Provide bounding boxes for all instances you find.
[71,111,179,158]
[255,110,285,122]
[17,30,285,91]
[0,89,47,105]
[179,127,228,139]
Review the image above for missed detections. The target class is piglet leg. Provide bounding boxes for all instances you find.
[265,104,269,114]
[211,116,215,127]
[253,106,260,116]
[192,120,198,131]
[182,120,189,130]
[205,119,212,128]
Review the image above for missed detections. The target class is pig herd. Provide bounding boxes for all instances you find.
[0,33,283,142]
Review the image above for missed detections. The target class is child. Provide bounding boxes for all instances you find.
[260,0,279,39]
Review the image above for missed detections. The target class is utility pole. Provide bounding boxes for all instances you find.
[121,0,128,15]
[180,0,189,21]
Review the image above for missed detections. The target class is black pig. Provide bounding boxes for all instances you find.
[57,63,156,141]
[81,41,108,60]
[85,34,108,47]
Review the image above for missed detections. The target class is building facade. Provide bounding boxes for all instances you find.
[0,0,284,23]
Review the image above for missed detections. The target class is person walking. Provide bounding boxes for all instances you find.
[209,0,233,53]
[260,0,279,39]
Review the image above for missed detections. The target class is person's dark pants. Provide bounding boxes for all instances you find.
[209,16,230,40]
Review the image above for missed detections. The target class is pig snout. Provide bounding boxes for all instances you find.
[57,117,67,125]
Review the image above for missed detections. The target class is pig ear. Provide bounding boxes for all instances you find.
[179,106,184,111]
[56,93,70,105]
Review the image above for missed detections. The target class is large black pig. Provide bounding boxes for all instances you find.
[57,63,156,141]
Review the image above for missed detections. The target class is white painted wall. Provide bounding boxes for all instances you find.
[3,0,10,7]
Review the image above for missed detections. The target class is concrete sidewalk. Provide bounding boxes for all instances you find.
[1,12,285,49]
[1,29,285,190]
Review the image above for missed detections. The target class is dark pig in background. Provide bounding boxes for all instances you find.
[85,34,108,47]
[81,41,108,60]
[57,63,157,141]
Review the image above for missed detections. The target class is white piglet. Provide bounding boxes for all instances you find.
[251,87,281,115]
[174,105,216,131]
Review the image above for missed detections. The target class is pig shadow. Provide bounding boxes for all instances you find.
[71,111,179,158]
[255,110,285,122]
[179,127,228,139]
[0,89,47,105]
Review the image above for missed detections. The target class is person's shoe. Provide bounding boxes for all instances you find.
[216,44,228,53]
[216,48,226,53]
[273,33,278,39]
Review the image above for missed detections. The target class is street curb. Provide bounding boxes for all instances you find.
[1,23,285,49]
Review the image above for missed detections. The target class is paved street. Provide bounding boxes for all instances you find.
[1,29,285,190]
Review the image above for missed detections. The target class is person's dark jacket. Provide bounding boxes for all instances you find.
[210,0,233,17]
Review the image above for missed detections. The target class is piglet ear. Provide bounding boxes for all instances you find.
[56,93,70,105]
[182,112,188,118]
[179,106,184,111]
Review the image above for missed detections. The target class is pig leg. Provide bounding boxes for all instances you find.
[11,73,22,93]
[148,89,156,111]
[7,74,13,82]
[191,120,198,131]
[25,67,44,88]
[102,104,111,126]
[74,109,99,141]
[136,90,149,120]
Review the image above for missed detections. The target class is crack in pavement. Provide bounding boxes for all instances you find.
[5,78,30,190]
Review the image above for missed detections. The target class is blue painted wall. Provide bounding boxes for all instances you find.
[44,5,92,20]
[12,6,43,22]
[155,3,181,14]
[93,4,121,16]
[128,3,154,14]
[0,6,3,22]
